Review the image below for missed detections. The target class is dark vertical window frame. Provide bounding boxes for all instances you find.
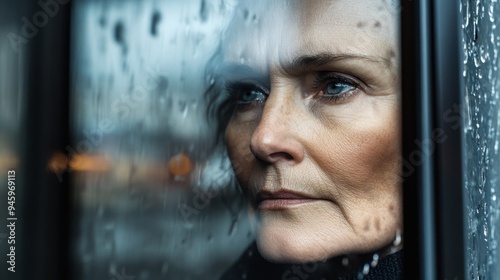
[433,0,465,279]
[14,1,73,279]
[401,0,434,278]
[402,0,465,279]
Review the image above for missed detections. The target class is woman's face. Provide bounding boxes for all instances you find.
[223,0,401,263]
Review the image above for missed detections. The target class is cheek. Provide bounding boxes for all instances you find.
[311,99,401,193]
[224,121,255,190]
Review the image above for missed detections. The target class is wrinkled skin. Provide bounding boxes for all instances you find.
[223,0,402,263]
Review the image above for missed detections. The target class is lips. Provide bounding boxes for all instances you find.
[256,190,316,210]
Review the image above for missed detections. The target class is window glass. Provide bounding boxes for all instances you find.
[70,1,253,279]
[70,1,403,279]
[462,0,500,278]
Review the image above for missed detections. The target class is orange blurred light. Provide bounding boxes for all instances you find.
[48,152,112,173]
[0,155,20,170]
[168,153,192,176]
[47,152,68,173]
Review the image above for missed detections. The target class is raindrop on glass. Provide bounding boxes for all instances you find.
[480,46,488,63]
[489,5,495,22]
[150,11,161,36]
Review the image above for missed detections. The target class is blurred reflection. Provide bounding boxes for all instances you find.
[70,0,252,279]
[0,2,23,280]
[0,2,23,173]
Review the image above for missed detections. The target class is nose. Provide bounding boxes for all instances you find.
[249,93,305,164]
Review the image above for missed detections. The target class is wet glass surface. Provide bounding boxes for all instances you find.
[462,0,500,278]
[70,0,404,279]
[70,1,253,279]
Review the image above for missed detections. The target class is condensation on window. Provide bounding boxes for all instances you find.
[69,1,253,279]
[462,0,500,278]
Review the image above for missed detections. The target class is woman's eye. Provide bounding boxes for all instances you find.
[324,81,356,96]
[226,82,268,107]
[238,89,267,104]
[313,74,360,103]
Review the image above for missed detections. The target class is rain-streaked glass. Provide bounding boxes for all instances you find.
[70,1,253,279]
[462,0,500,278]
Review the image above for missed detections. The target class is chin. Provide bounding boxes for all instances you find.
[254,214,355,263]
[256,231,331,263]
[253,209,401,263]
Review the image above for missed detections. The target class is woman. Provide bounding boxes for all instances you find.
[207,0,403,278]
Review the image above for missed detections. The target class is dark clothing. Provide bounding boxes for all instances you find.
[220,243,403,280]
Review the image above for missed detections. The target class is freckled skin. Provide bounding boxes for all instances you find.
[223,0,401,263]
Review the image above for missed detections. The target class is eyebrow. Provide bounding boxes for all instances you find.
[218,63,269,85]
[216,53,391,82]
[283,53,389,74]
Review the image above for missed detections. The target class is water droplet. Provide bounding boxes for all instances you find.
[473,19,478,43]
[474,54,481,67]
[480,46,488,63]
[114,21,124,44]
[150,11,161,36]
[481,169,486,187]
[463,44,469,64]
[464,1,470,27]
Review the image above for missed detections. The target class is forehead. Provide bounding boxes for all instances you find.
[222,0,398,70]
